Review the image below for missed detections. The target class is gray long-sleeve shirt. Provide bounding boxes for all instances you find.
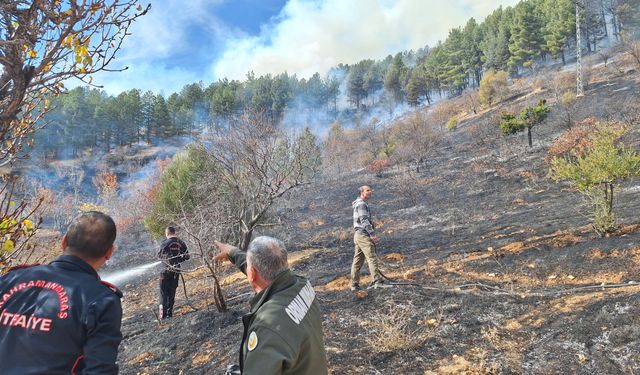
[352,197,374,236]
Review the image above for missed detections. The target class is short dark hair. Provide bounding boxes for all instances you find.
[166,226,176,235]
[65,211,117,259]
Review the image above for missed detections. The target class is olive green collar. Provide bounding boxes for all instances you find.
[249,269,295,313]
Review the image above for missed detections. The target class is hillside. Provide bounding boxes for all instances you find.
[113,54,640,374]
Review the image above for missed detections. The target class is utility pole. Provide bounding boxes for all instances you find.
[575,0,585,97]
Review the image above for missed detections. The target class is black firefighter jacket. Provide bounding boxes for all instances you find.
[0,255,123,374]
[229,248,328,375]
[158,236,189,271]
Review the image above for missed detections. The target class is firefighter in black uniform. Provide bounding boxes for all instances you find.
[0,211,122,375]
[157,226,189,319]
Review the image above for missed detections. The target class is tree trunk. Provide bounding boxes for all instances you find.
[208,264,227,312]
[527,126,533,147]
[607,183,614,218]
[239,228,253,251]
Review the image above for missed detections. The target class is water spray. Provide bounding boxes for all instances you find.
[100,261,162,288]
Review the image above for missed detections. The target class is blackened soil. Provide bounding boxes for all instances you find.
[117,62,640,374]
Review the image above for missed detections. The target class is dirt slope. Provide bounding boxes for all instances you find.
[115,57,640,374]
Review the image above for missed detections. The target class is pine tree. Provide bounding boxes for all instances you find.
[442,27,467,94]
[508,1,545,74]
[543,0,575,64]
[462,18,484,87]
[406,67,427,107]
[347,61,368,109]
[481,6,513,72]
[384,53,408,104]
[152,95,172,138]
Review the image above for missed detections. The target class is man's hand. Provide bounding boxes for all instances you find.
[213,240,234,263]
[370,235,378,243]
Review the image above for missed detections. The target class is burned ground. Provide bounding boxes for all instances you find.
[114,57,640,374]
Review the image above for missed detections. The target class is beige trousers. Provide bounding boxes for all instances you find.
[351,231,382,285]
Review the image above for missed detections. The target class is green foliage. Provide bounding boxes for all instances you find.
[481,6,513,72]
[462,18,484,86]
[520,99,550,129]
[442,28,468,94]
[550,124,640,191]
[542,0,574,64]
[384,53,408,104]
[446,116,459,131]
[500,99,550,147]
[478,69,509,107]
[347,60,372,108]
[33,0,618,156]
[144,146,211,238]
[508,1,545,74]
[406,67,427,107]
[550,123,640,234]
[499,112,524,135]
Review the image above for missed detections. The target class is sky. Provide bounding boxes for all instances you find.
[91,0,521,96]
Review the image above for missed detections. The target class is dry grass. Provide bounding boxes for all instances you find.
[383,252,405,262]
[426,350,500,375]
[365,303,437,352]
[191,342,218,366]
[298,218,325,228]
[499,241,527,254]
[317,275,357,292]
[127,351,154,365]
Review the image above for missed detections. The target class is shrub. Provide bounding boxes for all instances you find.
[545,119,596,163]
[550,71,575,103]
[479,69,509,107]
[446,116,459,131]
[550,121,640,235]
[559,91,578,128]
[430,101,459,130]
[367,159,391,177]
[366,304,436,352]
[499,112,524,135]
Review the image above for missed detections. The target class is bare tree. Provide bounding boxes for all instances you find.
[322,121,359,178]
[174,200,230,312]
[144,114,321,310]
[206,112,321,250]
[0,1,149,166]
[620,35,640,69]
[0,1,148,272]
[390,111,444,172]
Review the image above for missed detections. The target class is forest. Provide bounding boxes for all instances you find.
[32,0,640,161]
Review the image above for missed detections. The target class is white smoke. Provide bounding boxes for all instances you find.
[212,0,521,81]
